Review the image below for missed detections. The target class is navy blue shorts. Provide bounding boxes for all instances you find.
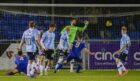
[58,50,69,57]
[44,49,54,60]
[27,52,36,60]
[118,52,128,62]
[66,53,82,63]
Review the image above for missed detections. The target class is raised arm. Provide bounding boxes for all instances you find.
[84,48,95,55]
[77,21,89,32]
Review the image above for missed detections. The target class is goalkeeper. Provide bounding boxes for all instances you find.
[61,18,89,72]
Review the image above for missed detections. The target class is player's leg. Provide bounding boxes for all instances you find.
[70,59,74,72]
[121,53,128,76]
[27,52,32,76]
[54,50,64,72]
[54,53,74,73]
[45,50,54,75]
[116,58,123,76]
[33,49,40,74]
[75,56,83,73]
[39,55,45,76]
[27,52,36,77]
[6,69,19,75]
[116,53,128,76]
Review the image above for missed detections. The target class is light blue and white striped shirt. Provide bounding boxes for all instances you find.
[57,32,69,50]
[34,28,41,38]
[22,28,38,52]
[41,30,55,50]
[120,34,131,54]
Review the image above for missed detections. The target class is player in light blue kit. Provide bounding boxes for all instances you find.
[54,27,70,73]
[18,21,42,78]
[40,24,56,75]
[55,33,94,73]
[6,51,28,75]
[115,26,131,77]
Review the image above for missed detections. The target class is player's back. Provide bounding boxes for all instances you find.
[22,28,37,52]
[58,31,69,50]
[71,41,86,56]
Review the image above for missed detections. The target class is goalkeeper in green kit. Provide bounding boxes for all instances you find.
[61,18,89,72]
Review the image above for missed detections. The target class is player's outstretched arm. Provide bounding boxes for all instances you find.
[84,48,95,56]
[77,20,89,32]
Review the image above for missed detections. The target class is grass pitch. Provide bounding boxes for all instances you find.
[0,70,139,81]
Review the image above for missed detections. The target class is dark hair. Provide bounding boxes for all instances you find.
[18,50,23,56]
[70,18,76,22]
[29,21,35,28]
[49,24,56,28]
[77,33,83,39]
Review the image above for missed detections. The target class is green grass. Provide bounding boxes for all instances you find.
[0,70,140,81]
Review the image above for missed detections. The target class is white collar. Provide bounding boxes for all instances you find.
[29,28,34,31]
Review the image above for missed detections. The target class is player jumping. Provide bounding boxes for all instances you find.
[115,26,131,77]
[40,24,56,75]
[18,21,42,78]
[55,33,94,73]
[61,18,89,72]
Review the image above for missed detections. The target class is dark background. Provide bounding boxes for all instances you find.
[0,0,139,4]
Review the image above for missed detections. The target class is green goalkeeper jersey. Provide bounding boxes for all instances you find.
[61,25,87,45]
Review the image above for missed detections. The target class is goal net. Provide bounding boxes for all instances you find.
[0,4,140,70]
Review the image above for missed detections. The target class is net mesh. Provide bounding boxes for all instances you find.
[0,6,140,70]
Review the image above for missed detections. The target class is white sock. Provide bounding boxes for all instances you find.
[30,64,35,75]
[55,64,59,70]
[70,61,74,72]
[35,63,40,71]
[117,62,123,74]
[27,64,31,76]
[121,63,126,71]
[45,66,50,71]
[45,66,50,75]
[40,65,44,75]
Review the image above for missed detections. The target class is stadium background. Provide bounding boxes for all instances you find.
[0,1,140,71]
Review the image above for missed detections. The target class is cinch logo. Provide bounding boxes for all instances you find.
[94,51,140,61]
[94,48,118,60]
[94,52,117,60]
[134,52,140,61]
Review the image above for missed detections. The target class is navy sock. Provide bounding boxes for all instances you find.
[57,64,63,70]
[76,64,82,73]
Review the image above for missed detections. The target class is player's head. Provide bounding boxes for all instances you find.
[66,27,70,33]
[29,21,36,28]
[121,26,127,35]
[34,23,37,29]
[18,50,23,56]
[49,24,56,32]
[70,18,76,26]
[77,33,83,41]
